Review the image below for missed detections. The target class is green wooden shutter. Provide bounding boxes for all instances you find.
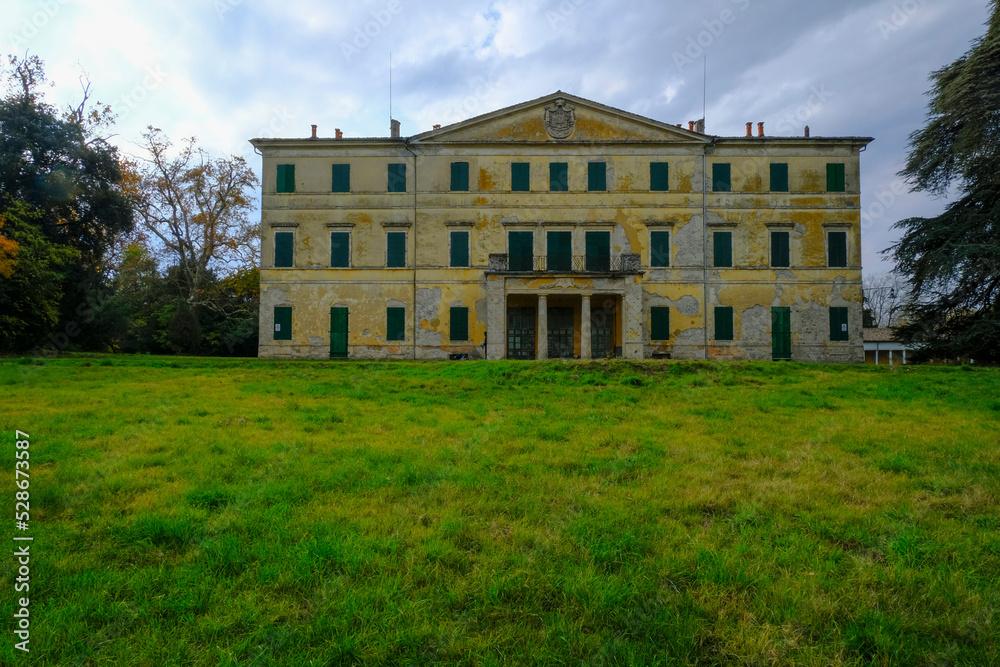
[387,232,406,267]
[330,307,348,358]
[387,163,406,192]
[713,163,731,192]
[450,231,469,268]
[588,162,607,191]
[273,306,292,340]
[830,307,849,341]
[386,307,405,341]
[713,231,732,267]
[274,232,293,267]
[770,163,789,192]
[650,231,670,267]
[511,163,530,192]
[771,231,790,267]
[650,162,669,191]
[772,307,791,360]
[330,232,350,267]
[276,164,294,193]
[451,162,469,191]
[827,163,846,192]
[715,307,734,341]
[550,162,568,191]
[509,231,534,271]
[585,231,610,271]
[828,232,848,267]
[547,231,572,271]
[450,307,469,341]
[331,164,350,192]
[651,307,670,341]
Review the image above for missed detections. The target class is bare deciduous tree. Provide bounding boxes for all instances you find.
[863,272,908,328]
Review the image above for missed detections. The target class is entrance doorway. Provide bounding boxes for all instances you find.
[548,307,575,359]
[507,307,536,359]
[330,307,348,358]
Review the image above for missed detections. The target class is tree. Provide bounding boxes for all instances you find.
[862,272,908,328]
[0,55,133,352]
[888,2,1000,362]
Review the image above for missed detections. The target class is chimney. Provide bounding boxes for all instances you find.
[804,126,810,138]
[695,119,705,133]
[758,122,765,138]
[311,124,317,139]
[390,119,401,139]
[433,124,441,130]
[688,121,695,131]
[676,124,682,128]
[335,128,343,139]
[746,122,753,137]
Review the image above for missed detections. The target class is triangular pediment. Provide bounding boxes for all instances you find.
[408,92,709,144]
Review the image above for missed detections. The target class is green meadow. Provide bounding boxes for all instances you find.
[1,356,998,666]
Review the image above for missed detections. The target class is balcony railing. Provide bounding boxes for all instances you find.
[488,254,641,273]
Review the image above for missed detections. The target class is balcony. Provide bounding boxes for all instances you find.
[488,253,641,274]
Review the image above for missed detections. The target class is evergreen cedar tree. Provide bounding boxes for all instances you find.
[890,0,1000,363]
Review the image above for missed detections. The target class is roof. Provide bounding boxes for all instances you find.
[863,328,898,342]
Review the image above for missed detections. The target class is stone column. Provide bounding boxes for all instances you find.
[581,295,592,360]
[486,276,506,360]
[537,294,548,360]
[622,277,644,359]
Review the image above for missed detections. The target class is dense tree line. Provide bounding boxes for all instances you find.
[0,56,259,356]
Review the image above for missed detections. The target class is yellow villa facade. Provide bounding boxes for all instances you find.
[251,92,872,362]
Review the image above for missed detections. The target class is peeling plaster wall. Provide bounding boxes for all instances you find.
[254,95,868,363]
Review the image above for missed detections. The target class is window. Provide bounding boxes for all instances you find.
[386,307,405,341]
[651,307,670,341]
[451,162,469,191]
[547,231,572,271]
[588,162,607,191]
[827,163,846,192]
[450,307,469,341]
[715,307,734,341]
[585,231,611,271]
[511,163,530,192]
[388,163,406,192]
[830,307,849,341]
[713,163,731,192]
[828,231,848,267]
[770,163,789,192]
[274,232,293,267]
[330,232,350,268]
[650,231,670,268]
[450,231,469,268]
[508,231,534,271]
[550,162,568,192]
[650,162,669,191]
[273,306,292,340]
[771,231,790,268]
[276,164,295,193]
[331,164,350,193]
[713,231,733,267]
[386,232,406,267]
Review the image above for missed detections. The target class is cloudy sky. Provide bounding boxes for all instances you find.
[3,0,992,272]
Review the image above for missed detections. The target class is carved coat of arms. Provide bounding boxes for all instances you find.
[544,98,576,139]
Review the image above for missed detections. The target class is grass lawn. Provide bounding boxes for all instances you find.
[1,355,998,665]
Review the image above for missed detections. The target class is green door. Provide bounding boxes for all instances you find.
[330,307,348,359]
[548,307,575,359]
[507,307,536,360]
[772,307,791,360]
[585,231,611,271]
[591,305,615,359]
